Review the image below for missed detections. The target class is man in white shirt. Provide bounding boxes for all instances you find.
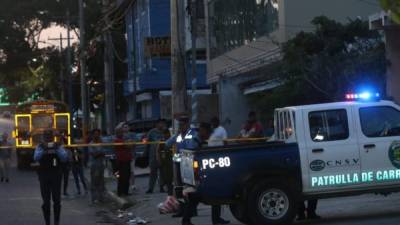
[209,117,228,147]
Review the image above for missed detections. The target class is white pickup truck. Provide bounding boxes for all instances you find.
[180,96,400,225]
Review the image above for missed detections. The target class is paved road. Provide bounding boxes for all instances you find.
[111,175,400,225]
[4,158,400,225]
[0,162,113,225]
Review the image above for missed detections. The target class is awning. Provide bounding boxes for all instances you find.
[137,92,152,102]
[243,79,284,95]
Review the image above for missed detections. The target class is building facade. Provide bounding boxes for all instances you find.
[370,12,400,104]
[205,0,382,135]
[123,0,209,121]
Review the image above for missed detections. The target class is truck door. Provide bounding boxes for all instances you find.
[54,113,71,145]
[355,104,400,187]
[303,108,361,193]
[15,114,32,147]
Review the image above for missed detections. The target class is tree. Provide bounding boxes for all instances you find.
[380,0,400,24]
[0,0,103,104]
[248,16,387,119]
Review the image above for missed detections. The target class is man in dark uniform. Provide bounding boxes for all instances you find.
[34,130,68,225]
[181,123,230,225]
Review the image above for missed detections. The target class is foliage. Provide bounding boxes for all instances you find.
[0,0,105,104]
[248,16,387,118]
[380,0,400,24]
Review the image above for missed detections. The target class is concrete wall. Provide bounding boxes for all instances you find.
[385,28,400,104]
[218,77,250,137]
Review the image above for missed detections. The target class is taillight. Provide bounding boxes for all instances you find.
[193,160,200,182]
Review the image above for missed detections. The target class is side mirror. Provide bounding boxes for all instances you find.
[12,131,16,138]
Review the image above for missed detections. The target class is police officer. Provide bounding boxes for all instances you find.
[181,123,230,225]
[166,115,198,154]
[34,130,68,225]
[165,115,197,218]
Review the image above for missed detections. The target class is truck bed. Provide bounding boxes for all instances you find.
[181,141,302,204]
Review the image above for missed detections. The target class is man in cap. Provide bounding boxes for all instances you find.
[165,115,197,153]
[34,130,68,225]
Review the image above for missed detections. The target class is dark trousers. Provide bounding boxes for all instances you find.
[38,171,63,225]
[182,192,222,224]
[117,161,131,196]
[72,164,87,193]
[61,163,70,194]
[298,200,318,215]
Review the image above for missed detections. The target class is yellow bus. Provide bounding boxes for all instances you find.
[14,100,71,169]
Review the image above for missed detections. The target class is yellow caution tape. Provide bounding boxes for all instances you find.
[0,137,269,150]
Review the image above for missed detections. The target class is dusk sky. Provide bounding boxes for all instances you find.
[38,25,78,49]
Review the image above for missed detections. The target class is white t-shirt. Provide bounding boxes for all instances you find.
[208,126,228,147]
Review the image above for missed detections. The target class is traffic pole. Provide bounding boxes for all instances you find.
[79,0,90,140]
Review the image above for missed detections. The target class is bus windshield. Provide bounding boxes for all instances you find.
[32,115,53,129]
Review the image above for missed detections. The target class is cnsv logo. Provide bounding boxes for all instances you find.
[310,158,360,171]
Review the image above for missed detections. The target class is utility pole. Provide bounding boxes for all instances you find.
[103,0,116,135]
[79,0,90,139]
[104,32,116,134]
[66,7,73,116]
[190,0,198,126]
[48,33,75,102]
[171,0,188,130]
[52,33,65,102]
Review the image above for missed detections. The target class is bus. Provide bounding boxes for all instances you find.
[14,100,71,169]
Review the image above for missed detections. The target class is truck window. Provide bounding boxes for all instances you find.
[360,106,400,137]
[309,109,349,142]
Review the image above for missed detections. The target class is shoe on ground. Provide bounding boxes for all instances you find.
[213,218,230,225]
[308,213,321,220]
[1,177,3,182]
[146,190,153,194]
[5,178,9,183]
[160,186,165,193]
[182,221,194,225]
[297,213,306,221]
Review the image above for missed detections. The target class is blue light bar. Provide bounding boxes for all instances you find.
[346,92,380,101]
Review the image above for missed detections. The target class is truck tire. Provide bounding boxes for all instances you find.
[229,204,253,225]
[247,181,296,225]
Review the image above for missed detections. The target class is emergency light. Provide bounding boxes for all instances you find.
[345,92,380,101]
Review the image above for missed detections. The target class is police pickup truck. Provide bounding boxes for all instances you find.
[180,93,400,225]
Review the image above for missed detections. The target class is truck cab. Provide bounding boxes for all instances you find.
[180,97,400,225]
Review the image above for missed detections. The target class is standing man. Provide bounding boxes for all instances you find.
[181,123,230,225]
[114,128,133,196]
[239,111,264,139]
[34,130,68,225]
[71,147,88,196]
[165,115,197,153]
[60,135,72,197]
[209,117,228,147]
[0,132,12,183]
[145,119,168,194]
[89,129,106,204]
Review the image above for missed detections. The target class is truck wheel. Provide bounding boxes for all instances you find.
[229,204,253,225]
[247,181,295,225]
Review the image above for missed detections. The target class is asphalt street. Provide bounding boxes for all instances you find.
[3,158,400,225]
[0,161,114,225]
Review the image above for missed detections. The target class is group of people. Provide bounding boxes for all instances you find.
[32,110,319,225]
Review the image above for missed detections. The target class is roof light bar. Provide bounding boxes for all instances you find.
[346,92,380,101]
